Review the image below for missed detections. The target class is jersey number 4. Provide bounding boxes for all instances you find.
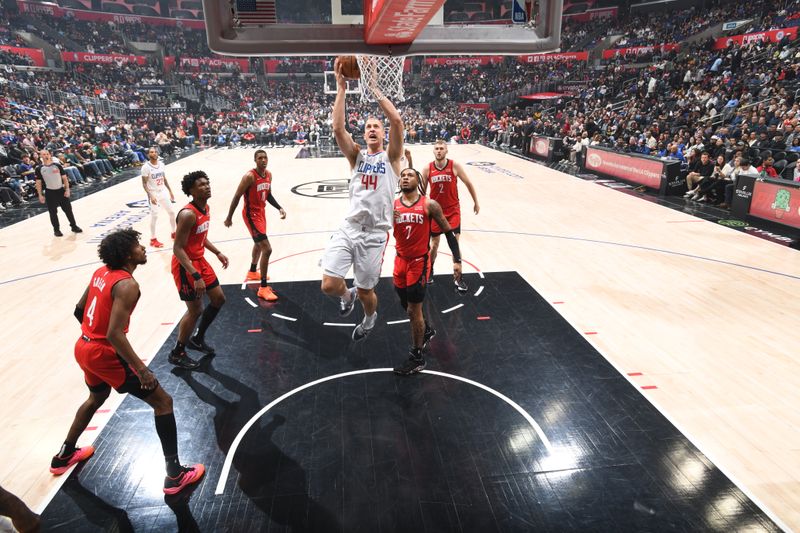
[361,174,378,190]
[86,296,98,327]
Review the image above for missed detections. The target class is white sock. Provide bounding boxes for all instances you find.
[341,286,354,303]
[363,312,377,329]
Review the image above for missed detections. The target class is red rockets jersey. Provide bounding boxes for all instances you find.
[428,159,459,211]
[181,202,210,260]
[244,168,272,216]
[393,195,430,259]
[81,266,137,340]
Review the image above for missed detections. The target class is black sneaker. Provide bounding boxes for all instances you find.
[423,326,436,349]
[71,226,83,233]
[455,278,469,294]
[168,349,200,370]
[54,229,63,237]
[394,350,426,375]
[187,336,215,355]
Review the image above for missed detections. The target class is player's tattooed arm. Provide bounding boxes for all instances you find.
[428,199,462,281]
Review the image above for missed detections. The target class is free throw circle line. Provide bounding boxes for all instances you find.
[214,368,552,495]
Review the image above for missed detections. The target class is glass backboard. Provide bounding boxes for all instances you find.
[201,0,563,57]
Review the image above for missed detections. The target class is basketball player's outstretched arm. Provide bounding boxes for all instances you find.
[428,199,463,282]
[224,171,254,227]
[453,161,480,214]
[377,96,404,168]
[332,58,359,169]
[108,279,156,390]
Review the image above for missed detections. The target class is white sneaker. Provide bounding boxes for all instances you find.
[339,287,357,317]
[684,190,694,197]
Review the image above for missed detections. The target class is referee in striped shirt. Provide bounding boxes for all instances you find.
[35,150,82,237]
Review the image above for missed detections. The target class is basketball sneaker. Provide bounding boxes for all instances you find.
[163,464,205,495]
[423,326,436,349]
[352,320,373,341]
[257,286,278,301]
[168,349,200,369]
[455,278,469,294]
[393,349,426,376]
[54,229,63,237]
[188,336,215,355]
[339,287,357,317]
[50,446,95,475]
[150,238,164,248]
[71,225,83,233]
[246,271,270,282]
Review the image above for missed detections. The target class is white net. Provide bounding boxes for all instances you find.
[356,55,405,103]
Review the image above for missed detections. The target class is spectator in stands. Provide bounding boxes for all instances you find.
[685,151,715,200]
[757,157,779,178]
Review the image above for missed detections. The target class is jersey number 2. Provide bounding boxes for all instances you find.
[361,175,378,190]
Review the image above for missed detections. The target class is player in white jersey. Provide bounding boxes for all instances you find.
[321,57,405,341]
[141,147,177,248]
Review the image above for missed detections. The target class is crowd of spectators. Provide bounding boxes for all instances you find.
[2,0,800,216]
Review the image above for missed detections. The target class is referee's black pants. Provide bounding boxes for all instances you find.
[45,188,77,231]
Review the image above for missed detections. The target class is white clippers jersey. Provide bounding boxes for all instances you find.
[142,160,167,193]
[346,150,397,231]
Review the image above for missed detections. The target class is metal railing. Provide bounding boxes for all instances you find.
[6,80,127,119]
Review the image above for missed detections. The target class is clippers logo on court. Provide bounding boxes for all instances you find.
[466,161,525,179]
[291,179,350,199]
[89,205,150,243]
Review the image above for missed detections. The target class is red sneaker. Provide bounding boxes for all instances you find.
[245,271,269,282]
[257,286,278,301]
[50,446,95,475]
[150,238,164,248]
[164,463,205,495]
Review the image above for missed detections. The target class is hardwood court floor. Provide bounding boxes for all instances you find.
[0,144,798,531]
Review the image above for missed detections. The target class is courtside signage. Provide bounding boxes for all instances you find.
[584,147,663,190]
[748,180,800,230]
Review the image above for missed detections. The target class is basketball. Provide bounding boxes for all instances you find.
[338,55,360,79]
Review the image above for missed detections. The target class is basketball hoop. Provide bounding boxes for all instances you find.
[356,55,405,103]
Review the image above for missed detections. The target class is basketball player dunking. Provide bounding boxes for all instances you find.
[170,171,228,369]
[392,168,463,375]
[224,149,286,301]
[51,228,204,495]
[320,57,405,341]
[421,140,479,290]
[141,147,177,248]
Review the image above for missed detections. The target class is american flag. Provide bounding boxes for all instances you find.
[235,0,276,24]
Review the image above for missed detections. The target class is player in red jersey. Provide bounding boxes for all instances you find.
[392,168,463,376]
[170,171,229,369]
[51,228,204,495]
[224,150,286,301]
[420,140,479,291]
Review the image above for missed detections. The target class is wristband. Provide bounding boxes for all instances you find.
[192,272,202,281]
